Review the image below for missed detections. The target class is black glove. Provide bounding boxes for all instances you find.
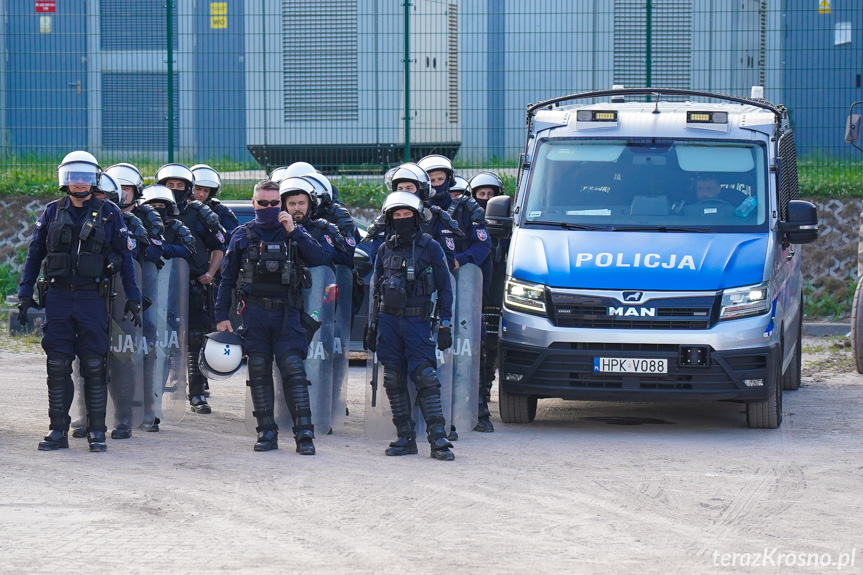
[124,300,142,328]
[363,324,377,353]
[17,296,33,326]
[437,326,452,351]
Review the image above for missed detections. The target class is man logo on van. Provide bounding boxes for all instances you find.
[575,252,696,270]
[608,307,656,317]
[622,291,644,303]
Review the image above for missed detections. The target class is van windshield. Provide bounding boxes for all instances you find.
[523,139,768,231]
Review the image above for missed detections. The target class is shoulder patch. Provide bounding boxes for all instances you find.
[445,237,455,251]
[324,234,334,246]
[346,236,356,247]
[127,236,137,251]
[477,229,489,242]
[216,231,225,244]
[151,238,162,246]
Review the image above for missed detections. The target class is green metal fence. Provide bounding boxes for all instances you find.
[0,0,861,202]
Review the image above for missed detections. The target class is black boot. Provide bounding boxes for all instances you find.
[72,427,87,438]
[383,367,418,456]
[249,354,279,452]
[277,354,315,455]
[147,417,160,432]
[474,395,494,433]
[475,340,495,433]
[448,425,459,441]
[414,366,455,461]
[108,364,134,439]
[38,354,74,451]
[82,355,109,452]
[187,344,211,413]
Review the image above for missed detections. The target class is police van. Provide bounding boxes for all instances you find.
[485,88,818,429]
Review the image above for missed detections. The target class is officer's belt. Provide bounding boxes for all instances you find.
[380,305,427,317]
[49,282,99,292]
[243,295,292,311]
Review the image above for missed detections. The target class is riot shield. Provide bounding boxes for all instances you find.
[364,271,392,439]
[106,261,149,433]
[330,264,353,431]
[142,258,189,426]
[451,263,481,431]
[303,266,336,434]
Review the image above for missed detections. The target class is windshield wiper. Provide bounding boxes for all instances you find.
[611,225,711,233]
[528,220,607,231]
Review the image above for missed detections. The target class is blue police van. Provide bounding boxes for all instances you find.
[485,88,818,429]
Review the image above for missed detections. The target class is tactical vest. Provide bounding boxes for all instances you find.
[379,233,436,315]
[175,201,221,274]
[447,196,486,253]
[239,223,308,304]
[44,198,115,280]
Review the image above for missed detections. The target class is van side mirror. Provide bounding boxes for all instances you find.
[485,195,512,240]
[778,200,818,245]
[846,113,862,144]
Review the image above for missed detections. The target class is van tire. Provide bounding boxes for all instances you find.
[746,347,783,429]
[499,386,537,424]
[852,281,863,374]
[782,306,803,391]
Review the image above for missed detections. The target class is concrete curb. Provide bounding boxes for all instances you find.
[803,322,851,337]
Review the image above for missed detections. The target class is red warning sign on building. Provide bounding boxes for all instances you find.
[35,0,56,13]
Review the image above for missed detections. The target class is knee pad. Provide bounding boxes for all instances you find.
[188,329,205,349]
[382,366,407,391]
[413,364,440,395]
[247,353,273,381]
[79,355,105,380]
[276,353,307,386]
[46,354,74,380]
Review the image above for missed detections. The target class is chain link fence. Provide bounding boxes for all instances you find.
[0,1,861,193]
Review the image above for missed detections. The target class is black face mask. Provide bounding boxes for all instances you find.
[476,198,489,210]
[155,207,170,221]
[392,217,418,243]
[67,190,92,199]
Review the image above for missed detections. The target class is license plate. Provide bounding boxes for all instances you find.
[593,357,668,374]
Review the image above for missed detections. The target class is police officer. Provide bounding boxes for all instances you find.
[469,172,508,432]
[191,164,239,244]
[17,151,142,452]
[364,191,456,461]
[279,177,340,267]
[156,163,226,414]
[448,176,471,202]
[365,163,462,270]
[214,180,328,454]
[306,172,360,266]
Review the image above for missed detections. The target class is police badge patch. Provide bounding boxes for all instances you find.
[151,238,162,246]
[445,237,455,251]
[346,236,356,247]
[477,229,489,242]
[324,235,334,247]
[216,231,225,243]
[127,236,137,251]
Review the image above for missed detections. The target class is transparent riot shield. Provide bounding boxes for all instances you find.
[364,271,392,439]
[142,258,189,426]
[451,263,481,431]
[303,266,336,434]
[106,261,149,433]
[331,264,353,431]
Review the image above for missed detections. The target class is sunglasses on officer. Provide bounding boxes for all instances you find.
[254,199,281,207]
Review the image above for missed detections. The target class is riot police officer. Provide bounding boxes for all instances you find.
[364,191,456,461]
[214,180,328,454]
[448,176,471,201]
[469,172,508,433]
[17,151,142,452]
[365,163,462,270]
[191,164,239,244]
[279,177,339,267]
[156,163,226,414]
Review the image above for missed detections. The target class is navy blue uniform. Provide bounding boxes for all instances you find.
[373,233,454,376]
[314,202,358,269]
[19,196,141,357]
[367,206,460,271]
[437,192,491,269]
[208,198,239,244]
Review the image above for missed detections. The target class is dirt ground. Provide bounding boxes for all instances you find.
[1,334,862,574]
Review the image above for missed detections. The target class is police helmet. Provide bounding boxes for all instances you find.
[389,163,431,201]
[269,166,290,184]
[105,163,144,204]
[284,161,319,178]
[156,163,195,205]
[190,164,222,197]
[468,172,504,198]
[418,154,455,186]
[199,331,246,380]
[140,184,180,215]
[450,176,471,197]
[303,173,333,206]
[58,150,100,191]
[279,176,318,213]
[382,191,424,223]
[97,173,122,205]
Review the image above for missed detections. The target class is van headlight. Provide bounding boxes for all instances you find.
[504,277,547,315]
[719,282,770,321]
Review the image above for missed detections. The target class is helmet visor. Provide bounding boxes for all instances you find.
[59,163,99,187]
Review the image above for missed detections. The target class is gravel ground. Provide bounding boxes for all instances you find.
[1,335,861,574]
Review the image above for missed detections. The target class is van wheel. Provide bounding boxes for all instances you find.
[782,309,802,391]
[852,281,863,374]
[498,386,537,424]
[747,347,783,429]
